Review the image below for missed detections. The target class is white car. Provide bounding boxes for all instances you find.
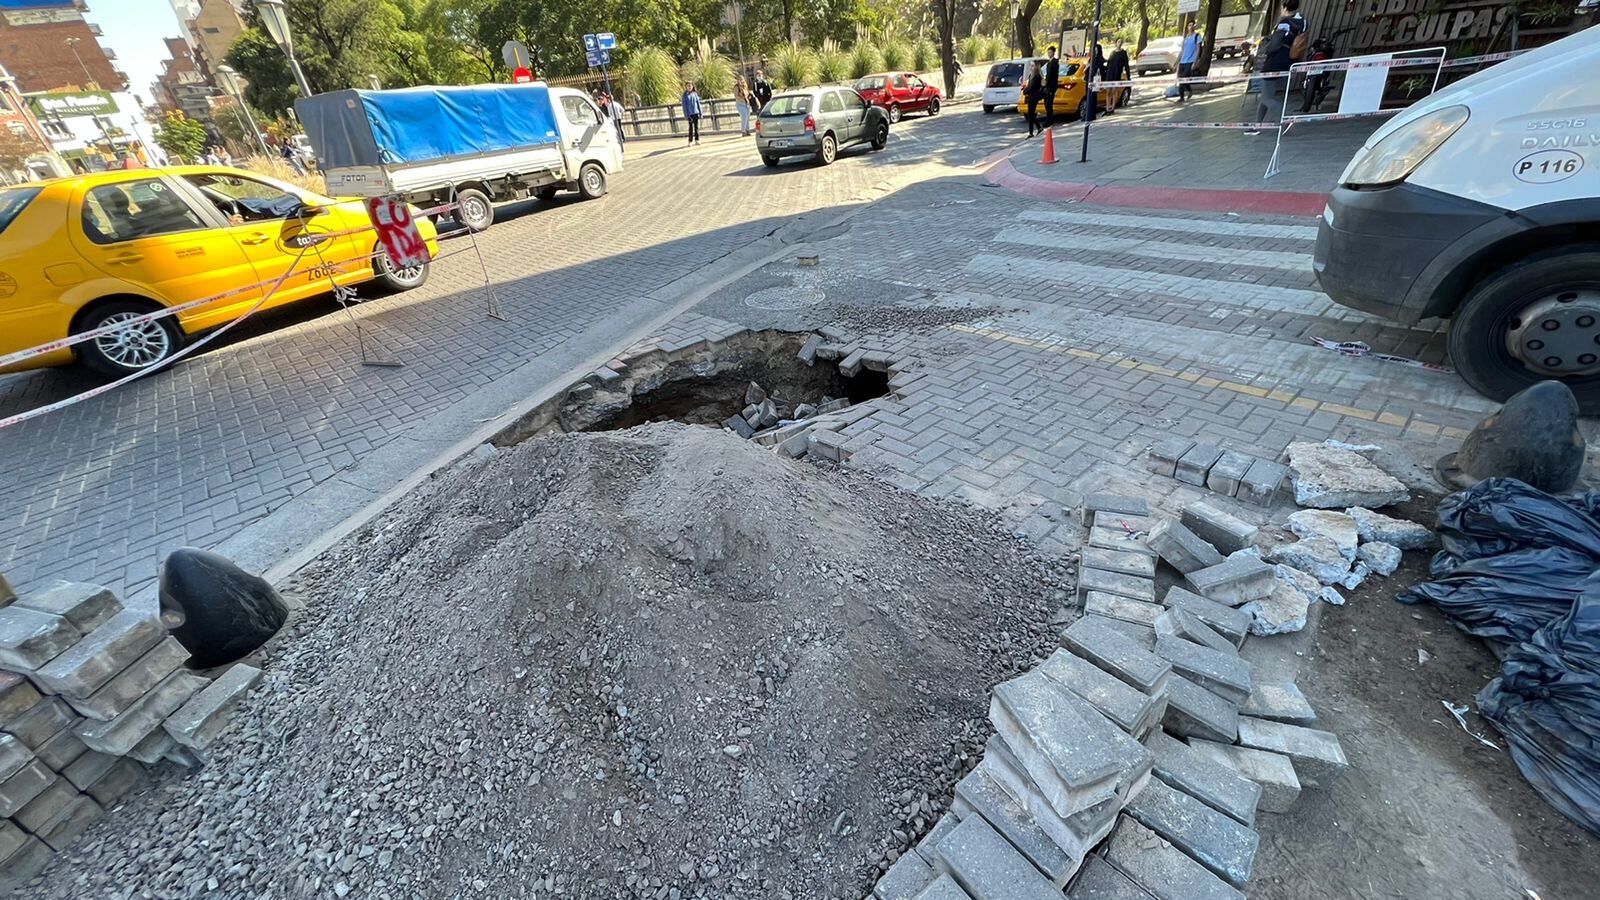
[1136,36,1184,76]
[981,58,1044,113]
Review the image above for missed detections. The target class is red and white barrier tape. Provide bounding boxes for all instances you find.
[1283,107,1404,124]
[1293,53,1444,76]
[1310,337,1453,373]
[1442,49,1525,68]
[1084,120,1275,130]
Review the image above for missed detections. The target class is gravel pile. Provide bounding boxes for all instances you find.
[32,423,1071,899]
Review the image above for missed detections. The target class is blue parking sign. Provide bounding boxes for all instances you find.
[586,50,601,67]
[582,33,598,51]
[597,33,617,50]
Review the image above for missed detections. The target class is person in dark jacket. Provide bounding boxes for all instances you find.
[1023,60,1044,137]
[752,71,773,110]
[1249,0,1307,133]
[1103,39,1130,114]
[1042,46,1061,125]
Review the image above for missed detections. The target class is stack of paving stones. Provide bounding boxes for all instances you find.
[0,576,262,887]
[1147,438,1288,508]
[872,495,1354,900]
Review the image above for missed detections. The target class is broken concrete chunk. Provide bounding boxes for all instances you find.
[1346,507,1433,549]
[1286,510,1359,562]
[1285,441,1410,509]
[14,581,122,633]
[1272,564,1322,603]
[1239,583,1311,636]
[1339,562,1372,590]
[1356,541,1402,577]
[1267,536,1350,585]
[1181,503,1258,556]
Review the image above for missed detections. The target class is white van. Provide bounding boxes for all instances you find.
[1314,26,1600,411]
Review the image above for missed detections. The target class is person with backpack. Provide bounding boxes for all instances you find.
[1248,0,1308,134]
[1177,22,1202,102]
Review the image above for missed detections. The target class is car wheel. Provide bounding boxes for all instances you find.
[983,103,995,114]
[887,104,902,124]
[535,185,559,201]
[871,121,888,150]
[929,97,941,116]
[816,133,837,166]
[577,163,606,200]
[1448,244,1600,414]
[74,299,184,377]
[455,187,493,232]
[373,249,430,292]
[1078,98,1091,121]
[761,154,780,167]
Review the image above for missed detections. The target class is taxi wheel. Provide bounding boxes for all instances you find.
[373,250,430,292]
[1078,98,1091,121]
[74,300,185,378]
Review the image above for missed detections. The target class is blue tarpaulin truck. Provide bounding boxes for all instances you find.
[296,82,624,232]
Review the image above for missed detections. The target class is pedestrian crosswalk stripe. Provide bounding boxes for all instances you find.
[991,226,1313,271]
[1018,209,1318,240]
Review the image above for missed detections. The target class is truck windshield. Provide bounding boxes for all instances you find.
[763,95,813,116]
[0,187,40,235]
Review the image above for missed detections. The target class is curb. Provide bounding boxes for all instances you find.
[984,154,1329,217]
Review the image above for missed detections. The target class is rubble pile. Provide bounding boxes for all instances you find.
[0,578,260,889]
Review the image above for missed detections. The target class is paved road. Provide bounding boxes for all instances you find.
[0,103,1015,600]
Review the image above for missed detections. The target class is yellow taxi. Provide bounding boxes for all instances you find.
[0,166,438,376]
[1016,57,1131,120]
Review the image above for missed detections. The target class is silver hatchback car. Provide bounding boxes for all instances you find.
[755,87,891,167]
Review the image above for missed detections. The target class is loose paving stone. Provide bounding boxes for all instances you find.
[1123,776,1258,887]
[1162,588,1251,646]
[1183,557,1275,607]
[33,610,164,699]
[1082,616,1157,651]
[34,793,100,851]
[4,697,77,749]
[913,815,962,866]
[0,835,52,888]
[1148,438,1197,478]
[0,734,27,783]
[1205,452,1254,498]
[1180,503,1258,556]
[952,759,1076,886]
[0,759,52,817]
[1346,507,1434,549]
[0,575,12,607]
[1236,717,1348,787]
[875,850,938,900]
[75,670,207,757]
[1154,608,1237,658]
[80,756,144,807]
[0,673,41,727]
[915,874,973,900]
[1082,547,1156,579]
[164,664,263,749]
[1090,526,1156,559]
[0,821,23,865]
[127,729,176,765]
[33,723,88,772]
[1155,636,1253,705]
[1185,740,1302,813]
[1286,510,1359,561]
[1078,568,1156,604]
[1239,683,1316,724]
[0,607,81,673]
[1267,536,1350,585]
[1081,494,1150,526]
[1067,855,1157,900]
[67,636,190,722]
[1161,675,1239,744]
[1146,520,1224,575]
[1084,593,1165,629]
[1062,618,1173,694]
[990,672,1124,817]
[62,750,117,791]
[14,582,122,633]
[1285,441,1410,509]
[1144,731,1261,826]
[1237,458,1288,507]
[1175,444,1225,487]
[15,774,75,832]
[1038,649,1164,736]
[1239,583,1311,636]
[1357,541,1402,577]
[985,734,1126,855]
[932,815,1064,900]
[724,415,756,439]
[1102,815,1244,900]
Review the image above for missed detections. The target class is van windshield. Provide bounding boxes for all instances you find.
[988,63,1023,87]
[762,95,813,116]
[0,187,40,235]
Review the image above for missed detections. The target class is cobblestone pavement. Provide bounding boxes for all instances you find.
[0,106,1015,599]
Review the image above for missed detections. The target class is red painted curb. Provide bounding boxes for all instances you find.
[986,155,1329,217]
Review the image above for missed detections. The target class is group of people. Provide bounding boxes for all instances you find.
[592,91,628,147]
[680,69,775,146]
[1020,40,1132,138]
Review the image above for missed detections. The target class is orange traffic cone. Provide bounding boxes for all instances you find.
[1040,126,1057,165]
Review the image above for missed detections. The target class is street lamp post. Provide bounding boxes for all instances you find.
[216,64,272,158]
[254,0,314,99]
[64,37,96,89]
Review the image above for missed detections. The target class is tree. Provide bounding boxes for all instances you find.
[1017,0,1045,56]
[0,128,45,182]
[213,103,264,155]
[156,111,208,163]
[1197,0,1223,74]
[933,0,958,96]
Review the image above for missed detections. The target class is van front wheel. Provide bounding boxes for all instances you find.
[1448,244,1600,415]
[578,163,607,200]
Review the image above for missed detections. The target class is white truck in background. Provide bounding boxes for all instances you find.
[297,82,623,233]
[1213,13,1257,60]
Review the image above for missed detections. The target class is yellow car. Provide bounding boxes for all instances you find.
[1016,57,1131,120]
[0,165,438,377]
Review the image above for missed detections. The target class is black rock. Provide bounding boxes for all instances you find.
[159,548,287,668]
[1456,380,1585,492]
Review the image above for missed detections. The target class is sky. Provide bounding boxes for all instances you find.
[82,0,186,105]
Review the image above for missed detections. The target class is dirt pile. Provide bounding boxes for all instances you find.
[34,423,1071,899]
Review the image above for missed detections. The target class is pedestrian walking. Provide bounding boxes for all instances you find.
[681,81,703,145]
[1103,40,1130,114]
[1248,0,1307,134]
[1177,22,1202,102]
[752,70,772,111]
[610,92,627,146]
[734,75,753,136]
[280,140,306,175]
[1042,45,1061,125]
[1023,60,1044,137]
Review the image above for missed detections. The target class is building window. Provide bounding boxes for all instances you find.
[203,27,220,34]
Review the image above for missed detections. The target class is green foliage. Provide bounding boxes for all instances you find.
[771,44,818,88]
[982,35,1004,63]
[626,46,680,106]
[848,42,881,79]
[818,39,851,84]
[880,40,910,71]
[155,111,208,163]
[912,38,936,72]
[212,104,262,150]
[686,50,734,99]
[960,35,983,65]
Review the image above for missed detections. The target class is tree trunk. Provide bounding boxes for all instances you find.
[1136,0,1151,55]
[1017,0,1044,57]
[1196,0,1224,75]
[940,2,958,96]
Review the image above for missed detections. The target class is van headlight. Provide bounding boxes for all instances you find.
[1344,105,1468,188]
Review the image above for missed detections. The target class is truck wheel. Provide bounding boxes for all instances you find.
[1448,244,1600,415]
[74,299,184,377]
[535,185,559,201]
[577,163,606,200]
[455,188,493,232]
[373,250,430,292]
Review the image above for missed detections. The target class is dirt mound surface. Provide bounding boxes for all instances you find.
[36,423,1070,899]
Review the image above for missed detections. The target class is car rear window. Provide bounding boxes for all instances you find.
[988,63,1023,86]
[854,76,886,90]
[763,95,813,116]
[0,187,41,235]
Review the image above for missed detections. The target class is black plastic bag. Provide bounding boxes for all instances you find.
[1430,478,1600,567]
[1478,582,1600,837]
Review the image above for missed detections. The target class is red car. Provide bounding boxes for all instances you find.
[851,72,942,124]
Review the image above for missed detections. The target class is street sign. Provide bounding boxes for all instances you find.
[364,197,430,270]
[511,67,533,84]
[596,32,616,50]
[1178,0,1199,12]
[501,39,532,71]
[582,33,598,52]
[586,51,601,68]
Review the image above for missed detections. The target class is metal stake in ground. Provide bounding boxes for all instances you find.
[450,180,509,322]
[298,210,403,367]
[1079,0,1104,163]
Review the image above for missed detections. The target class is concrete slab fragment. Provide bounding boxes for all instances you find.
[1285,441,1409,509]
[1347,507,1434,549]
